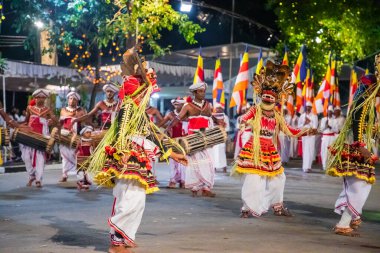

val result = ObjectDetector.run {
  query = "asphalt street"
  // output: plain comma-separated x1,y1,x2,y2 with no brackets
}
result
0,160,379,253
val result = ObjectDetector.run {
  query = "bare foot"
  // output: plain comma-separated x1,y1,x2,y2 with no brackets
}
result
108,245,132,253
333,226,360,237
35,181,42,188
26,178,35,187
59,177,68,183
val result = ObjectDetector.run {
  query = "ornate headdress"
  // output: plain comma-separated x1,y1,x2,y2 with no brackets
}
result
251,60,293,103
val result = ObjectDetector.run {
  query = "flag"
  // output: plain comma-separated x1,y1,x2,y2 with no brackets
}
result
282,45,289,66
314,53,332,115
348,67,358,110
256,48,264,74
230,51,249,113
294,45,308,113
193,49,204,84
286,94,295,117
212,57,225,108
329,58,340,107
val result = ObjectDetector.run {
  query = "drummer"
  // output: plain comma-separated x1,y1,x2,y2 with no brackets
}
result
59,91,87,183
72,83,120,130
76,125,94,190
22,89,58,188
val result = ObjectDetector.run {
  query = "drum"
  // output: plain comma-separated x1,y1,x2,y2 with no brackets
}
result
91,130,106,147
0,127,10,146
58,129,80,149
164,126,227,155
11,127,58,153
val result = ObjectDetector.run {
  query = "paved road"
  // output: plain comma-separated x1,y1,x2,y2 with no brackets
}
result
0,160,379,253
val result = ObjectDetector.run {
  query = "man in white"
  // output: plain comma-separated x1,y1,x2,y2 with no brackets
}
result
59,91,86,182
319,105,336,171
298,102,318,172
212,105,230,173
279,106,292,165
289,113,299,158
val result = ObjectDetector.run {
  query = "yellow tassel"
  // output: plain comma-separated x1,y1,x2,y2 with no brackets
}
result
160,148,172,161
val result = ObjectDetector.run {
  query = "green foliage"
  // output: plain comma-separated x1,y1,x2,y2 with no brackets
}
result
10,0,204,59
268,0,380,83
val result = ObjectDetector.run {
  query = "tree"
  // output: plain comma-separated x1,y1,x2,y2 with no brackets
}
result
10,0,204,107
267,0,380,82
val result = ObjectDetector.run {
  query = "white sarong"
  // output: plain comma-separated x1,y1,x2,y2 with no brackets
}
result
301,136,315,171
185,148,214,191
169,158,186,183
213,143,227,169
109,179,146,246
279,134,290,163
334,176,372,219
21,145,45,182
241,173,286,217
320,134,336,170
60,145,77,177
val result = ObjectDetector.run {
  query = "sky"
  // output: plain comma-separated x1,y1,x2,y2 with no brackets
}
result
0,0,278,65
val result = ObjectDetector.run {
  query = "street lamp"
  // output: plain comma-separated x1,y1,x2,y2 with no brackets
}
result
34,20,44,29
180,0,193,13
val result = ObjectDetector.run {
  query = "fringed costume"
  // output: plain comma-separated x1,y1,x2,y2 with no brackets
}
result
327,62,380,236
233,61,311,218
86,48,185,250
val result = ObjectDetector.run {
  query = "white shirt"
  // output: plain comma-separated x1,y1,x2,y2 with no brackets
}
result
332,115,345,134
298,112,318,129
319,116,335,134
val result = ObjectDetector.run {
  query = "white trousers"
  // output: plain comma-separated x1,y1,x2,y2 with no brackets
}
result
60,145,77,177
301,136,315,171
20,145,45,182
109,179,146,246
241,173,286,216
320,135,336,170
289,137,298,158
279,134,290,163
335,176,372,219
185,149,215,191
169,158,186,183
213,143,227,169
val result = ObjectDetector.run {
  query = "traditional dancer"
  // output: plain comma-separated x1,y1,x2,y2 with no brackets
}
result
72,83,120,129
167,82,217,197
86,48,187,253
212,105,230,172
298,101,318,172
233,60,314,218
22,89,58,187
59,91,86,182
157,97,187,188
319,105,336,171
327,70,380,236
76,125,94,190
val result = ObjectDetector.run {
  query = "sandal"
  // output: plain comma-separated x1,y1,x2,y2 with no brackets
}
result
333,226,360,237
202,190,216,197
273,205,293,217
350,218,362,230
240,211,250,218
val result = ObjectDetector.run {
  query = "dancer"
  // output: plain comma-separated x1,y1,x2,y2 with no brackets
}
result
59,91,86,182
167,82,216,197
86,48,187,253
327,69,380,236
233,60,315,218
22,89,58,187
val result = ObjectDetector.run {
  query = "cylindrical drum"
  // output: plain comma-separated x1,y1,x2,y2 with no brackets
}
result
91,130,107,147
11,127,58,153
0,127,10,146
58,129,80,149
